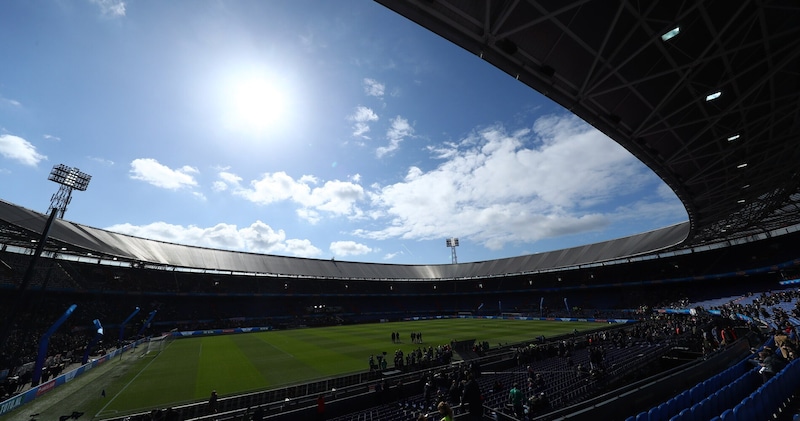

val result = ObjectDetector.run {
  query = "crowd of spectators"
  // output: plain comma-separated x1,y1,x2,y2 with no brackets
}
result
711,288,800,328
371,341,455,375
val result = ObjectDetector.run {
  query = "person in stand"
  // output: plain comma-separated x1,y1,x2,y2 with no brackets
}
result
461,373,483,420
437,401,454,421
208,390,218,414
423,381,434,409
316,394,326,420
752,349,787,383
509,382,524,418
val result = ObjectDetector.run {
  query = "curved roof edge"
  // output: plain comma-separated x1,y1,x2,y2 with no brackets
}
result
1,199,689,280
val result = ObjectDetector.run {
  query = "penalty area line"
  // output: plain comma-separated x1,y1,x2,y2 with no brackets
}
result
95,350,163,418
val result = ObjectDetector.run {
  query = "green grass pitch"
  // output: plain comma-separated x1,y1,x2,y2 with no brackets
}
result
94,318,605,417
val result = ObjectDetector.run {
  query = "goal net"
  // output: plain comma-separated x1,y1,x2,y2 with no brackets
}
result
143,333,174,356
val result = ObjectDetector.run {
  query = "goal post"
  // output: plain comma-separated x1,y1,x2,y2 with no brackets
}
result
143,333,174,356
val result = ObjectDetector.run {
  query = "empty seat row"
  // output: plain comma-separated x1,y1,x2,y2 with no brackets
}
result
628,351,799,421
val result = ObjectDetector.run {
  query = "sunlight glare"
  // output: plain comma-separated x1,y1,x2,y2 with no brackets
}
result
227,75,287,134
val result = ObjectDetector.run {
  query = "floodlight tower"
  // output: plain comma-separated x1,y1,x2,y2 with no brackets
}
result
48,164,92,218
0,164,91,351
446,237,459,264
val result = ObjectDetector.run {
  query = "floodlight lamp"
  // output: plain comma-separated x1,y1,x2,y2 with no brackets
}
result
48,164,92,191
661,27,680,42
705,91,722,101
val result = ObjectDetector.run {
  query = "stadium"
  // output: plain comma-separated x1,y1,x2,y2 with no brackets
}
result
1,0,800,420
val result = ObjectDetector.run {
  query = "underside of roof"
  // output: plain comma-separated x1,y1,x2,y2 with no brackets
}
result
375,0,800,246
0,199,688,280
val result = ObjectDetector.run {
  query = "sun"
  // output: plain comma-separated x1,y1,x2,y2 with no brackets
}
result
225,75,288,134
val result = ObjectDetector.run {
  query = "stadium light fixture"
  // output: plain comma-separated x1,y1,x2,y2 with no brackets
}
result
727,134,740,142
736,163,748,169
48,164,92,219
445,237,459,264
661,26,680,41
705,91,722,101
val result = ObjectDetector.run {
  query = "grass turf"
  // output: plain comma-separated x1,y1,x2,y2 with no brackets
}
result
93,318,604,418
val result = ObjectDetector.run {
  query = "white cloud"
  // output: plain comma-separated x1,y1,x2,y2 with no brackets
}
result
280,239,323,258
129,158,198,190
383,251,402,260
105,220,322,258
0,95,21,107
356,114,681,250
219,171,243,185
195,114,682,255
349,106,378,138
0,134,46,166
211,181,228,192
231,171,365,222
43,134,61,141
376,116,413,157
363,78,385,97
212,171,244,192
330,240,372,257
89,0,126,17
87,155,114,166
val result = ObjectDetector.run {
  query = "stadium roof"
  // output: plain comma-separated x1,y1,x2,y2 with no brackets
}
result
376,0,800,246
2,0,799,280
0,199,687,279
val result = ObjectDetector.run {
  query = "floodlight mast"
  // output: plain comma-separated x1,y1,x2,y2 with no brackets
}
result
0,164,92,353
48,164,92,219
445,237,459,264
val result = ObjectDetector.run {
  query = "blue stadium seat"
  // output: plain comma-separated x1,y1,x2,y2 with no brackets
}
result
689,403,700,420
667,393,689,417
658,402,669,420
648,406,661,421
677,391,690,410
752,390,766,419
671,408,691,421
709,390,722,415
690,385,704,405
736,396,754,421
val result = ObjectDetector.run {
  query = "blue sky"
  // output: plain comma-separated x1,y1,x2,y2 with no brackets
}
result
0,0,687,265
